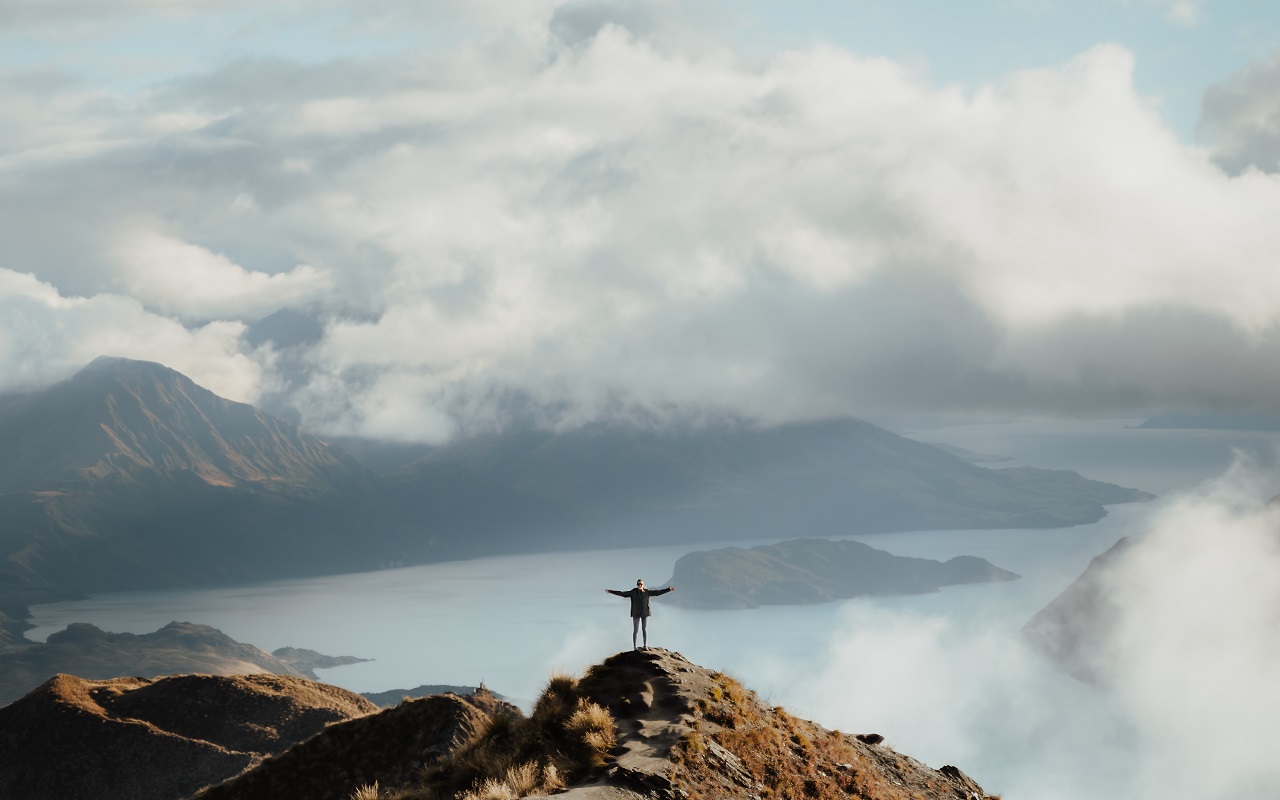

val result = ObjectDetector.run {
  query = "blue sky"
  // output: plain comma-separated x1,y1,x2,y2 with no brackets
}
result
740,0,1280,139
7,1,1278,139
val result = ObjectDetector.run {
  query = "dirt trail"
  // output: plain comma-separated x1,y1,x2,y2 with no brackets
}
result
559,648,706,799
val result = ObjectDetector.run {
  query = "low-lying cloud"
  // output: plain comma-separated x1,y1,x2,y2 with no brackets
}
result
791,464,1280,799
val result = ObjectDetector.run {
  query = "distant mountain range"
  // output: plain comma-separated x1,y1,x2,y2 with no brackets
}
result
1137,410,1280,431
0,357,1152,632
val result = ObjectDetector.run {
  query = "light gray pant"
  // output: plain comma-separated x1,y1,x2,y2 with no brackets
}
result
632,616,647,647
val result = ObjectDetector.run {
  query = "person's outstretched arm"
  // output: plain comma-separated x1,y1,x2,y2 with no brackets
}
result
606,589,628,597
650,586,675,596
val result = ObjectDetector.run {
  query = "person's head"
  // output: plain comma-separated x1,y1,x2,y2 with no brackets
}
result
636,579,645,589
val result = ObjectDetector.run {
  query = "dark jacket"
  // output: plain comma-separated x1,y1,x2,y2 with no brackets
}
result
608,587,672,618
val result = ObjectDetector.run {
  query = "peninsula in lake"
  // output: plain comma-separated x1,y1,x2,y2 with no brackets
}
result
666,538,1021,609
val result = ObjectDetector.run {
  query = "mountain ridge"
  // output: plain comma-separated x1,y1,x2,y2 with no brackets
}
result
189,648,995,800
0,356,1151,637
0,670,380,800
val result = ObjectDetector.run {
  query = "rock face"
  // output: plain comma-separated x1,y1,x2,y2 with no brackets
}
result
194,649,995,800
0,672,377,800
0,621,368,707
1022,537,1135,681
667,538,1020,609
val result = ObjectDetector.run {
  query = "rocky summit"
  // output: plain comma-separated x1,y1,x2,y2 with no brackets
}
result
191,648,994,800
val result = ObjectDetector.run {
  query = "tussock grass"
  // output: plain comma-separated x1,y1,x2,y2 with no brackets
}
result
397,672,615,800
350,783,381,800
564,699,617,768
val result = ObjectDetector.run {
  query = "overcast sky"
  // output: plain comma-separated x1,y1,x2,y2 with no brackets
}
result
3,0,1280,440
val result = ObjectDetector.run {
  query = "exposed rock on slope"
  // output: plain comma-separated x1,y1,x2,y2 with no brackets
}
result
667,537,1020,609
0,620,368,707
197,649,995,800
0,672,376,800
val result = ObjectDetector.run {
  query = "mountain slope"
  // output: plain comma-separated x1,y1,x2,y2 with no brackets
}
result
0,356,1150,624
195,648,995,800
387,418,1154,554
0,357,433,604
0,671,377,800
1021,537,1135,681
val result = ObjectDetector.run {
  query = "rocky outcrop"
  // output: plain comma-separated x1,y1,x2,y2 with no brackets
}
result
195,649,996,800
667,538,1020,609
0,672,377,800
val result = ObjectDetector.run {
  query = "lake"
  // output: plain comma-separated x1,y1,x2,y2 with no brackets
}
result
25,418,1280,799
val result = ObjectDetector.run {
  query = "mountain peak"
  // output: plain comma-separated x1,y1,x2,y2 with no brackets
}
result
0,359,420,597
193,648,994,800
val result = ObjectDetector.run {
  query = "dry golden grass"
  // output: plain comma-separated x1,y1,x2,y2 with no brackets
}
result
350,783,381,800
397,673,616,800
673,671,995,800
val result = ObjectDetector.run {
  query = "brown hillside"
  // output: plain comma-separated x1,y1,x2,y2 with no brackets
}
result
197,649,995,800
194,689,513,800
0,672,376,800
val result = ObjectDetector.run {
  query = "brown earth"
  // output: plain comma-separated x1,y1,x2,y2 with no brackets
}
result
193,689,516,800
196,649,997,800
0,671,377,800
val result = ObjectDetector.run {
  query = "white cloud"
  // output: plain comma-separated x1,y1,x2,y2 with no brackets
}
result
1200,49,1280,174
794,463,1280,799
111,227,331,322
0,268,260,400
1167,1,1198,26
4,9,1280,435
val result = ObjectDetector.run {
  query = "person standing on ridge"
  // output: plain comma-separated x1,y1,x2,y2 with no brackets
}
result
606,579,675,650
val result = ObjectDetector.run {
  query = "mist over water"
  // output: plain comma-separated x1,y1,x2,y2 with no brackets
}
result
26,420,1280,799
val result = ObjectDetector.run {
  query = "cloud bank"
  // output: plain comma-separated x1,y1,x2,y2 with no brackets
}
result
3,5,1280,438
793,464,1280,799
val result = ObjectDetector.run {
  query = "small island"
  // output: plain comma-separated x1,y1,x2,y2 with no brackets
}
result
666,538,1020,609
